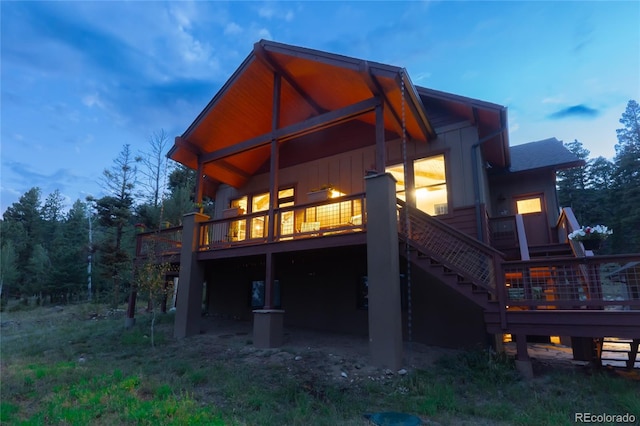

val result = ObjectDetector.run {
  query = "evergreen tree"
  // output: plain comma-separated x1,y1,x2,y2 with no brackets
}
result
64,200,91,301
2,188,44,300
557,139,589,217
0,241,19,305
92,144,139,307
24,243,50,304
611,100,640,253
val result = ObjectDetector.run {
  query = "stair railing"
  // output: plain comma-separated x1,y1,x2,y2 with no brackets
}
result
397,199,505,296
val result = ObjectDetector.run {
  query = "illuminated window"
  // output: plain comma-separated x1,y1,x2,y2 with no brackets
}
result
229,196,247,241
386,154,448,215
278,188,295,237
230,196,247,212
252,192,270,213
516,197,542,215
385,164,406,201
414,155,447,215
232,188,296,240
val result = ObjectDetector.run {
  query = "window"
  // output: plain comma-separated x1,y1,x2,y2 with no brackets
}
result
386,154,448,216
231,188,296,240
516,197,542,215
414,155,447,215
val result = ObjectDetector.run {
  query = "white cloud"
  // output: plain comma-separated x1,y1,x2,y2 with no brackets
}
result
542,96,565,104
82,94,104,109
256,28,272,40
259,6,275,19
258,4,294,21
284,10,294,22
413,71,432,84
225,22,243,35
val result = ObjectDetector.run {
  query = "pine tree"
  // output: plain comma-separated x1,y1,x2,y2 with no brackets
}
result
611,100,640,253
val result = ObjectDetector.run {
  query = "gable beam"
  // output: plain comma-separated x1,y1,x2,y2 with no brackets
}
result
254,42,326,115
201,96,381,164
359,62,411,140
395,74,435,140
215,160,251,180
175,136,202,157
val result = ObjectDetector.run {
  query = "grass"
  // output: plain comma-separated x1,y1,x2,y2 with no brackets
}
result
1,303,638,425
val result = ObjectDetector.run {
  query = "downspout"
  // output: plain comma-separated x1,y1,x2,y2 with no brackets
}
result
471,123,507,242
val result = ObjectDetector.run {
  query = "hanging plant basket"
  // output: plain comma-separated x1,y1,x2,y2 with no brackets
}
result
581,239,602,251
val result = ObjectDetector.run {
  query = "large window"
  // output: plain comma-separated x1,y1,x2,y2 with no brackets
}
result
414,155,448,215
230,188,295,240
386,154,448,216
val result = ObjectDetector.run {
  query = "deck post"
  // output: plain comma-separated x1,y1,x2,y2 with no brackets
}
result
375,102,386,173
365,172,403,370
174,212,209,339
514,334,533,379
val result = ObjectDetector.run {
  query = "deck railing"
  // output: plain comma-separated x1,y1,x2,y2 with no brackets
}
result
488,215,519,251
198,193,366,250
556,207,591,257
136,226,183,258
501,254,640,310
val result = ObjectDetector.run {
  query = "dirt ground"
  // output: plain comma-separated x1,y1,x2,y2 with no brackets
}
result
194,314,460,384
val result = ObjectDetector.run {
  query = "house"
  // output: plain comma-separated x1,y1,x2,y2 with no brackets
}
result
136,40,640,373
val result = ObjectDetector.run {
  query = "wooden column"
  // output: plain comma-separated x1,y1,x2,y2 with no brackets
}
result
253,73,285,349
375,101,386,173
404,155,416,208
264,252,275,309
514,334,533,379
267,73,281,242
194,160,204,204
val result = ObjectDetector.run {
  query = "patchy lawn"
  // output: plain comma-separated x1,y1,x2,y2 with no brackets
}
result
1,303,638,425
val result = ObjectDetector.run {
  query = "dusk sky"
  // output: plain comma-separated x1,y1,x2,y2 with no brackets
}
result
1,1,639,213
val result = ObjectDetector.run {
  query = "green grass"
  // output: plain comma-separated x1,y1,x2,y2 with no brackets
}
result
1,303,638,425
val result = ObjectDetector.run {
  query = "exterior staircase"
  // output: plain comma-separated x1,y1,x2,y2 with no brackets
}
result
397,200,640,367
598,337,640,369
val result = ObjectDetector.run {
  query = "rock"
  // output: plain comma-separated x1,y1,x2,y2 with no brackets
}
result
398,368,408,375
341,371,348,378
294,356,302,361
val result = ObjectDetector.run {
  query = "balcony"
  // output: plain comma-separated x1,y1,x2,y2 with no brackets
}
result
135,193,367,258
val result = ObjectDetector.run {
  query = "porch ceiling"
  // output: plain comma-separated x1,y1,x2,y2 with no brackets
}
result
169,40,435,189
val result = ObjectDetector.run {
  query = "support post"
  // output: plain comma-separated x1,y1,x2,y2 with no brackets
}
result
514,334,533,379
375,102,385,173
174,212,209,339
253,252,284,348
268,73,281,242
365,173,403,370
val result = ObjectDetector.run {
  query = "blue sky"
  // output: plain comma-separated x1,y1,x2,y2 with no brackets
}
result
1,1,639,213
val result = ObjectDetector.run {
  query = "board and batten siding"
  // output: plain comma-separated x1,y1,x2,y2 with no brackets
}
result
213,144,376,214
213,120,489,225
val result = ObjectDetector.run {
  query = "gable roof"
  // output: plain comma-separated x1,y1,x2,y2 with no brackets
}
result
508,138,584,172
168,40,435,189
417,87,510,168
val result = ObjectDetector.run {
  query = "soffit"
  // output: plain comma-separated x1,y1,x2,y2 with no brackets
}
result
418,87,510,168
169,40,434,189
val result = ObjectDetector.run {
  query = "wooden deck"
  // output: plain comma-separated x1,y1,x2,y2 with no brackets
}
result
135,196,640,346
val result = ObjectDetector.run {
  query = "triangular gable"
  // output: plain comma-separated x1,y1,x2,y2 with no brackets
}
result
168,40,435,189
417,87,510,168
